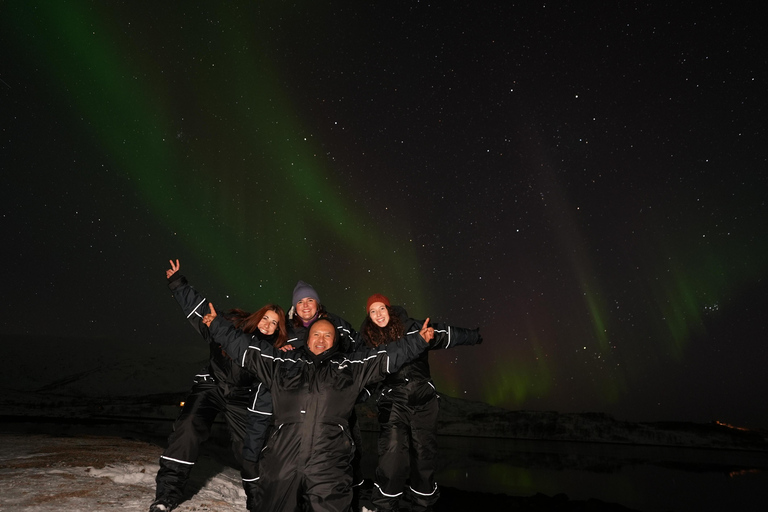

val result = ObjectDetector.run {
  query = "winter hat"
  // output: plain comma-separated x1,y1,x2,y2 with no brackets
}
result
366,293,391,312
292,280,320,306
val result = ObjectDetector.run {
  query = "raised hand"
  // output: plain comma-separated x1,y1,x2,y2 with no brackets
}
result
166,259,180,279
419,318,434,343
202,302,217,327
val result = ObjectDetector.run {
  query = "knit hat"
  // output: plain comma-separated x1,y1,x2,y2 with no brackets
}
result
292,280,320,306
366,293,390,312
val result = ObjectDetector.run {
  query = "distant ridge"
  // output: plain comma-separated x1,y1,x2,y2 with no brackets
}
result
3,335,765,451
358,395,768,450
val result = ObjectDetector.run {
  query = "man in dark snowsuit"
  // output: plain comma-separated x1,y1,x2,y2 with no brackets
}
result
284,280,369,507
150,270,276,512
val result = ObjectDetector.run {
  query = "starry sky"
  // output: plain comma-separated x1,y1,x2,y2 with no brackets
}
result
3,2,766,428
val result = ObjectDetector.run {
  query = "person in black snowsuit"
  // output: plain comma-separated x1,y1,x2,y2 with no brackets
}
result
360,293,483,512
171,277,436,512
150,260,287,512
284,280,369,508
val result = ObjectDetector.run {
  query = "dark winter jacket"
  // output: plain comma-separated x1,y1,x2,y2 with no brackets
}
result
286,309,362,353
360,305,483,407
287,308,372,404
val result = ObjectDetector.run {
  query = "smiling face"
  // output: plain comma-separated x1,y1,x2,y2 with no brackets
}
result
368,302,390,328
296,297,319,322
307,319,336,355
258,310,280,336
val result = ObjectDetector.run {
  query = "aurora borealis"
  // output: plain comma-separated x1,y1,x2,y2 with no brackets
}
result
3,2,766,428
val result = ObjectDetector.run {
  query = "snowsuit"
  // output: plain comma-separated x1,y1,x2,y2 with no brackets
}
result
154,274,273,511
362,306,483,512
173,279,431,512
286,309,368,506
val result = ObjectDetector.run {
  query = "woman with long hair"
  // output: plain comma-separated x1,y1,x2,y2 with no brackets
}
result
150,260,287,512
360,293,482,512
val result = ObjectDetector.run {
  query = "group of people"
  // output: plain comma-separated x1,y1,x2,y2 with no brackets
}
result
151,259,483,512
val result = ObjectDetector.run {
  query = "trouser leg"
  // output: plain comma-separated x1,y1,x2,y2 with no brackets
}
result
371,400,409,512
226,391,272,511
155,382,222,507
349,409,364,511
304,424,355,512
154,458,193,508
222,390,250,508
255,427,301,512
407,397,440,512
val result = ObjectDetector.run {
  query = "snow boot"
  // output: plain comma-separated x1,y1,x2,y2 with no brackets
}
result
149,499,176,512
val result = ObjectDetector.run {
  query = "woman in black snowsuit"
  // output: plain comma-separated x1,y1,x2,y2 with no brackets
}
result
360,293,483,512
170,276,436,512
150,260,287,512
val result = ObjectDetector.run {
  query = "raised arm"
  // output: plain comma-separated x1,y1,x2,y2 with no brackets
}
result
357,318,433,387
404,317,483,350
166,260,212,337
164,260,250,356
208,314,283,387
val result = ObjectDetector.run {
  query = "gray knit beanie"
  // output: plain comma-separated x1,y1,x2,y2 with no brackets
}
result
292,280,320,306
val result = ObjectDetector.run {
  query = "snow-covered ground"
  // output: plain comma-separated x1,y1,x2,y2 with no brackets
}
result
0,428,660,512
1,429,658,512
0,433,246,512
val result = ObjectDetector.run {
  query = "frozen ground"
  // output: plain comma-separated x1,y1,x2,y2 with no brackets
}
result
0,433,245,512
0,430,646,512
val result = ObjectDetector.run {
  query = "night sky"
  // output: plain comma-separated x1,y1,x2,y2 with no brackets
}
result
3,2,766,428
